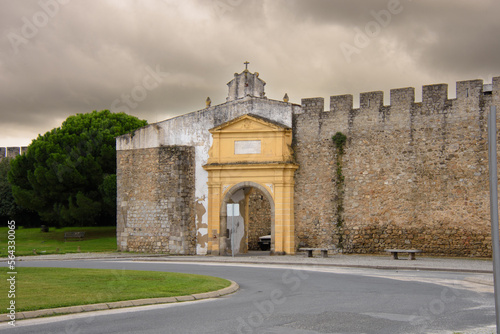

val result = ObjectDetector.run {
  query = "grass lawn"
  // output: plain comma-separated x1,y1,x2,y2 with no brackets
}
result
0,226,117,257
1,267,231,312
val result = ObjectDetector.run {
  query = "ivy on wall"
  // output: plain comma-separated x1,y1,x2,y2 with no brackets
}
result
332,132,347,249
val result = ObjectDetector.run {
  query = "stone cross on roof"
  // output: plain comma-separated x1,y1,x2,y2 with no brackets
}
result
226,63,266,101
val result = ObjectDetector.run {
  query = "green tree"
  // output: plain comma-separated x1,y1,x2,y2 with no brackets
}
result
0,158,17,221
8,110,147,227
0,157,41,226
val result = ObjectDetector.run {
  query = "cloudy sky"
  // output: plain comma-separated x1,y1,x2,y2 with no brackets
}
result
1,0,499,146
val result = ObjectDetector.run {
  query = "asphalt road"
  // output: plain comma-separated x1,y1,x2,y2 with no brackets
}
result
2,260,496,334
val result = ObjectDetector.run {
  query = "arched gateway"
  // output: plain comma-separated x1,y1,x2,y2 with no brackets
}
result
203,114,298,255
220,181,274,255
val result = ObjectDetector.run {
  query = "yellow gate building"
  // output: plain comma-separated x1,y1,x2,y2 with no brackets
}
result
203,114,298,255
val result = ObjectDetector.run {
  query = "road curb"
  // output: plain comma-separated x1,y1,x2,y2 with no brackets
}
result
0,280,238,323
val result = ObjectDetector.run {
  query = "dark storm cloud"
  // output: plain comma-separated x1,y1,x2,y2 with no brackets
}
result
0,0,499,145
285,0,500,78
282,0,388,25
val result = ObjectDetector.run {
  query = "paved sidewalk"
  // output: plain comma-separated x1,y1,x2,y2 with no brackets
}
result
14,251,494,274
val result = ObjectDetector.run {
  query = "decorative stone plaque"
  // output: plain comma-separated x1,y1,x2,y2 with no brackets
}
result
234,140,261,155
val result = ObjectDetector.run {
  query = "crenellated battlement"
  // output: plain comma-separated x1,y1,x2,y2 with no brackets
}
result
301,97,324,113
301,77,500,115
390,87,415,107
329,94,353,114
294,75,500,257
0,147,28,161
359,91,383,111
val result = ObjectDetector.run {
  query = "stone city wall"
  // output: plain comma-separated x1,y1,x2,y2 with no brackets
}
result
294,77,500,257
117,145,196,254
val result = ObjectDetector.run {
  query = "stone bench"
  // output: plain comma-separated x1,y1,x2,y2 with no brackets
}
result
385,249,422,260
299,248,330,258
64,232,86,242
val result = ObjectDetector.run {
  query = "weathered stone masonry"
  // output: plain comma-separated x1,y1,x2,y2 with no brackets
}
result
294,78,500,257
247,189,272,250
117,146,196,254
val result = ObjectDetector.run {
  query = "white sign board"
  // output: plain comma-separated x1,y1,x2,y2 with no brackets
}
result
235,140,261,155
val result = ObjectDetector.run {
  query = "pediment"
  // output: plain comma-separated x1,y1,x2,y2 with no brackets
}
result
210,114,290,133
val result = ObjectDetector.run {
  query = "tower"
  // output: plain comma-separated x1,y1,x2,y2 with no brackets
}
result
226,62,266,101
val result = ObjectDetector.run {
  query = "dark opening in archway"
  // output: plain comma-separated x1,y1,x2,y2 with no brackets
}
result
220,182,275,255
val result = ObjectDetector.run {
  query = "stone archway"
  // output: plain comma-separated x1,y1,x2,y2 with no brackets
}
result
202,114,298,256
220,182,275,255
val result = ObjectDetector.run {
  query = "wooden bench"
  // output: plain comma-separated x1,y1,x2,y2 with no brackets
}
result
64,232,86,242
299,248,330,258
385,249,422,260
